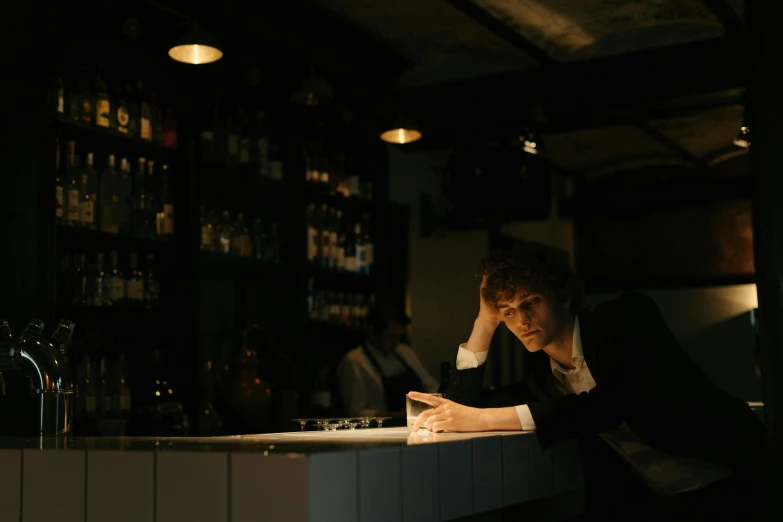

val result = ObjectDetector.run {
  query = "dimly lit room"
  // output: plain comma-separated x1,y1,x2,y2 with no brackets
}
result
1,0,780,520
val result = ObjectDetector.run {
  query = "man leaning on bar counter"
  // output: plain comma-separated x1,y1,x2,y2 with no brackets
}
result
409,246,766,521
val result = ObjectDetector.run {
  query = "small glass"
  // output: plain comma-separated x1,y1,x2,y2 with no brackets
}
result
406,393,442,430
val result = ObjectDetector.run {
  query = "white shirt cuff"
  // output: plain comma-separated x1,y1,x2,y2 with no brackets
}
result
515,405,537,431
455,344,489,369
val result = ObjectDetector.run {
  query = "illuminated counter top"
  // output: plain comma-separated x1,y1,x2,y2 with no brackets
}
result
0,428,582,522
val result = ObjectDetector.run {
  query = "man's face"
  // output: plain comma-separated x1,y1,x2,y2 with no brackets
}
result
497,291,572,352
370,321,405,354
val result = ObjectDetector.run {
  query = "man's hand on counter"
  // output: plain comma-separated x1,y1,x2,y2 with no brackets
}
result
408,391,522,433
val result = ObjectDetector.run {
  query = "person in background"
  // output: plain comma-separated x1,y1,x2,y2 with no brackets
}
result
337,306,438,420
410,245,766,521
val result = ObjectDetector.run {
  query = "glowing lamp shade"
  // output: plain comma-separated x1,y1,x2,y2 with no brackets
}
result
380,114,422,144
168,26,223,65
733,126,751,148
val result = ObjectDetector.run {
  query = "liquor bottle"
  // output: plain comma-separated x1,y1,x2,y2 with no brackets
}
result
79,153,98,230
335,221,346,271
145,160,158,239
219,211,232,255
115,85,130,135
320,204,331,270
269,145,283,181
150,90,163,146
144,254,160,309
125,82,138,138
65,141,81,226
138,80,152,142
133,157,147,238
57,76,64,115
90,253,106,307
252,218,266,261
72,254,87,305
230,213,251,257
98,355,113,418
269,223,280,264
200,207,211,251
55,139,64,223
94,72,111,129
354,222,366,275
207,208,220,251
113,354,132,419
66,72,80,122
107,250,125,307
126,252,144,307
118,158,133,234
254,111,269,178
307,277,316,320
77,70,93,125
198,360,223,436
306,203,319,265
149,349,187,436
163,107,178,149
238,110,251,165
329,210,340,270
79,355,98,428
344,222,357,273
340,293,352,325
352,294,364,329
227,109,240,166
362,215,373,276
157,164,174,238
99,154,119,234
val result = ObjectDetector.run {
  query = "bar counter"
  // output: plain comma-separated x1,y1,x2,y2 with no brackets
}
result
0,428,582,522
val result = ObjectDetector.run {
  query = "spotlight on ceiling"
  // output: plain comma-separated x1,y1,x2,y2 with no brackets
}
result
733,126,751,148
168,25,223,65
380,114,422,145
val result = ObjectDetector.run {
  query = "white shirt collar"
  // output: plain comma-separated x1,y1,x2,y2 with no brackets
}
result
550,314,584,376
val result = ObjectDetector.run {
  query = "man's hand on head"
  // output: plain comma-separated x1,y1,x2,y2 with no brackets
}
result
409,391,487,433
478,275,502,328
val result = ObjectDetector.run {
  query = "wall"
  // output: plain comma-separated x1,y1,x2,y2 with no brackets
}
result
388,146,574,378
587,285,761,402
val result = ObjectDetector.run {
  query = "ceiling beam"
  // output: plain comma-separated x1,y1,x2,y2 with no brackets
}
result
445,0,556,65
635,122,707,170
702,0,744,36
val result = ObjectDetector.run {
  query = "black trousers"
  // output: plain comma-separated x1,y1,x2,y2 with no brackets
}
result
580,436,766,522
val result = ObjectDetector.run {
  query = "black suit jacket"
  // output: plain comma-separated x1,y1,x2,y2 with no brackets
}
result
446,292,766,481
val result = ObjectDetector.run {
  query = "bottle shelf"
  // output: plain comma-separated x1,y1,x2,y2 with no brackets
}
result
303,183,374,215
54,302,166,326
56,225,175,254
56,116,178,155
306,265,376,290
198,251,283,280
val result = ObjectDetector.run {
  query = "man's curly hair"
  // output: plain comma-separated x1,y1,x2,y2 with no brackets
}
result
478,244,583,312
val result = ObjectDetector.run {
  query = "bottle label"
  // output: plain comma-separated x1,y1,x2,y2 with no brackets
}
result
80,199,95,224
96,99,110,127
228,135,239,156
80,96,92,123
68,189,80,220
336,247,345,270
307,227,319,262
119,392,131,411
57,88,64,114
55,186,64,218
112,279,125,300
201,226,211,250
345,257,356,272
270,161,283,180
329,232,338,259
163,204,174,235
366,244,374,265
117,105,130,133
141,117,152,141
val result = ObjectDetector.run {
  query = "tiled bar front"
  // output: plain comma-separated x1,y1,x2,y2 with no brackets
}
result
0,429,581,522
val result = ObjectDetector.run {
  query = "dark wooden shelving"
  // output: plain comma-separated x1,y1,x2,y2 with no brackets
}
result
198,251,284,280
306,265,377,291
55,116,178,156
303,183,374,215
55,225,175,255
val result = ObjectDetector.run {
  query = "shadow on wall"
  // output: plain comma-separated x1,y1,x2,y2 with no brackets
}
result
587,285,761,402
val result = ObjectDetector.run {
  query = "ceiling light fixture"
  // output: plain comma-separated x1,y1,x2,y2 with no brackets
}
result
290,70,333,106
380,114,422,145
168,25,223,65
733,126,751,148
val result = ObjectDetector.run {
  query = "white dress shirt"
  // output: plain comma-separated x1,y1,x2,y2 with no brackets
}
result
456,315,594,430
338,342,440,417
